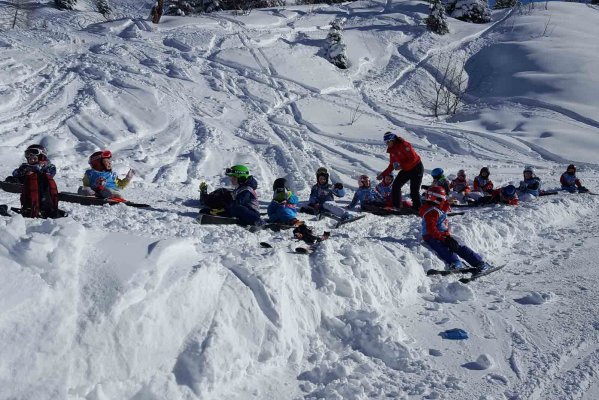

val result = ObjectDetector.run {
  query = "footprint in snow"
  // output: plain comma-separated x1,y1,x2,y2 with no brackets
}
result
514,291,555,305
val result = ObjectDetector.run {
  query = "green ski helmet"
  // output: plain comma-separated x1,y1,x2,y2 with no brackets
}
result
226,164,250,178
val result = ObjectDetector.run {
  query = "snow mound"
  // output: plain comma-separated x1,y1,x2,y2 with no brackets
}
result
514,291,555,305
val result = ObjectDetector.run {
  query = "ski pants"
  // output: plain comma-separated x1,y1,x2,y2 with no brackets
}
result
299,201,351,219
425,237,483,268
392,161,424,209
227,204,261,226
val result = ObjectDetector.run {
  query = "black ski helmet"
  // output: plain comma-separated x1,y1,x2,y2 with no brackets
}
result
479,167,490,177
567,164,576,173
273,178,287,191
316,167,329,183
24,144,48,161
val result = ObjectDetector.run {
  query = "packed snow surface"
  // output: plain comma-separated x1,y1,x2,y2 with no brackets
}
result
1,1,598,399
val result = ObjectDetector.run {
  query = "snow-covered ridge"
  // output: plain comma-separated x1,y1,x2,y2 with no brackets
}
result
1,1,599,398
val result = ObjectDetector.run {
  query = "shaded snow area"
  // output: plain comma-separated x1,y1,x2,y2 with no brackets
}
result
1,1,599,399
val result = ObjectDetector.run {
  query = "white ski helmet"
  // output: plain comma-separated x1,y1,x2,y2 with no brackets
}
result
523,165,535,175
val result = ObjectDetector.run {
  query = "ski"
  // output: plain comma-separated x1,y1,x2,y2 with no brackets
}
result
247,222,297,233
426,267,479,276
0,181,22,194
459,265,505,284
335,214,366,228
539,191,559,196
194,213,239,225
0,181,149,208
295,242,322,254
259,241,273,248
57,192,150,208
10,207,68,219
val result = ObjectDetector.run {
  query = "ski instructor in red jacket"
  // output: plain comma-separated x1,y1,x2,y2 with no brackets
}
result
377,131,424,210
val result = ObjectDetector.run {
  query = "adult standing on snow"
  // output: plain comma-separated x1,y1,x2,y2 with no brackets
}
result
377,132,424,210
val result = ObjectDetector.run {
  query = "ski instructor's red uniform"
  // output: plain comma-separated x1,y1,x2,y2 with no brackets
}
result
378,132,423,210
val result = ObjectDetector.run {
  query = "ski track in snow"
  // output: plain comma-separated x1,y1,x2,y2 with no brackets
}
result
0,1,598,399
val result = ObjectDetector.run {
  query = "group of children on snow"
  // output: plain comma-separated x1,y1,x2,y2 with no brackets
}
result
6,137,590,272
5,146,134,218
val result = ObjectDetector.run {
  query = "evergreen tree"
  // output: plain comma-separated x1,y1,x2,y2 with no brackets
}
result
493,0,516,9
165,0,223,15
325,19,348,69
426,0,449,35
447,0,491,24
55,0,77,10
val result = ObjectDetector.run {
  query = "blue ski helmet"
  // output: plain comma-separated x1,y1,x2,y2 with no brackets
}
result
501,185,517,198
431,168,444,178
383,132,398,143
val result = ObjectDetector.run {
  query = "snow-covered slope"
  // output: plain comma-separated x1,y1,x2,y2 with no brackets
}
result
1,1,598,399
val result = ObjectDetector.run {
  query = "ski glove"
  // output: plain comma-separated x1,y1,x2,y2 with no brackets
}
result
334,183,343,190
444,236,460,252
125,169,135,181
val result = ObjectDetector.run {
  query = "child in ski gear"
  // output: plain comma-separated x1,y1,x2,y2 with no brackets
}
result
420,186,492,272
430,168,451,194
305,167,350,219
267,178,301,225
518,166,542,200
474,185,519,206
377,132,423,210
223,165,262,226
450,170,471,194
560,164,588,193
473,167,493,195
375,173,394,206
10,144,57,182
79,150,134,199
348,175,384,209
9,144,62,218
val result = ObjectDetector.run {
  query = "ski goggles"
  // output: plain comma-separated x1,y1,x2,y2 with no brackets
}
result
99,150,112,159
25,148,45,157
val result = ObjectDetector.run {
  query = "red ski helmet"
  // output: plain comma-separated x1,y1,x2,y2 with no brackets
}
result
426,186,446,205
89,150,112,171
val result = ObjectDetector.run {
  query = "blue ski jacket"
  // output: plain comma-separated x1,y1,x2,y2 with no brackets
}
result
348,187,383,209
518,177,542,196
267,193,299,222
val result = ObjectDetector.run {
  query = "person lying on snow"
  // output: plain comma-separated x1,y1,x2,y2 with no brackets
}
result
303,167,351,220
560,164,588,193
518,166,542,201
420,185,492,272
267,178,302,226
347,175,384,210
7,144,64,218
473,167,494,195
79,150,134,200
473,184,519,206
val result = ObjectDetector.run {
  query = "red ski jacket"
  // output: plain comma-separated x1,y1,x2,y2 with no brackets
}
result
382,138,421,175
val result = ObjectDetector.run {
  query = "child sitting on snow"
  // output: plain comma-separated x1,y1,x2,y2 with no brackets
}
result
560,164,588,193
430,168,451,194
518,166,542,201
348,175,384,210
473,167,494,195
267,178,302,225
375,173,394,207
420,186,492,272
303,167,350,220
221,165,262,226
8,144,64,218
79,150,134,199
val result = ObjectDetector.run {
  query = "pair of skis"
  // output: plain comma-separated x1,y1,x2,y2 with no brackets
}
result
0,181,150,208
259,236,329,254
426,264,505,283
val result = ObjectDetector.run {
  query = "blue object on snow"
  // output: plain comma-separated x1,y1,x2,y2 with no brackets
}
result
440,328,469,340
